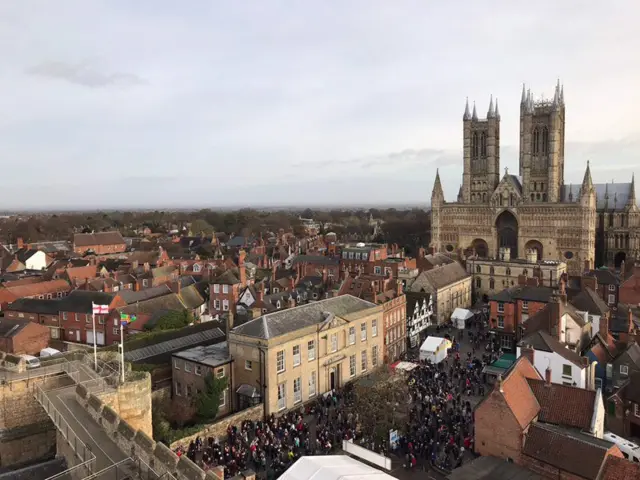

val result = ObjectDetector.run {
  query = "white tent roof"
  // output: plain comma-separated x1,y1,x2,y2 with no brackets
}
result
420,336,448,352
451,308,474,320
279,455,396,480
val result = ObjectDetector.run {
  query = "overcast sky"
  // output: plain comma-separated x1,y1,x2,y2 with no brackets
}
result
1,1,638,210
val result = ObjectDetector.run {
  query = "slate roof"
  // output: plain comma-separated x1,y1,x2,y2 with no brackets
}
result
519,330,586,367
5,298,61,315
622,371,640,404
124,327,225,362
292,255,339,266
561,182,634,210
74,231,126,247
523,423,614,480
490,286,555,303
599,455,640,480
14,248,40,263
409,262,469,292
527,378,596,430
173,341,231,367
586,267,620,286
446,455,543,480
570,287,610,316
178,284,206,310
231,294,377,340
213,269,240,285
118,285,172,304
61,290,116,313
117,294,185,316
0,319,31,337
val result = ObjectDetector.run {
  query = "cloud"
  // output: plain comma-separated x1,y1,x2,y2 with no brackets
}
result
26,61,147,88
291,148,459,170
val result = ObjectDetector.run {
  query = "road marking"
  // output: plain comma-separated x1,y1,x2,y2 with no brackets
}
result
53,389,116,465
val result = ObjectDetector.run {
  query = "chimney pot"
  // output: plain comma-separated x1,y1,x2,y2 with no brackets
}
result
545,367,552,386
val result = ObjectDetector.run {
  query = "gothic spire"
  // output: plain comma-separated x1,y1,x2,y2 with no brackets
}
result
581,160,594,193
471,102,478,121
553,83,560,108
457,184,464,202
560,84,564,105
495,98,500,120
432,169,444,201
629,173,636,205
568,183,573,202
521,83,526,104
463,97,471,121
487,95,495,118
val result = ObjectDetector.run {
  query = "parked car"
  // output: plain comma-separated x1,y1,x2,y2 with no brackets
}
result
40,347,62,358
21,355,41,369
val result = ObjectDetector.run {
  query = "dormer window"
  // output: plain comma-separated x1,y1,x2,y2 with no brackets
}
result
276,301,281,309
273,288,279,293
193,264,201,273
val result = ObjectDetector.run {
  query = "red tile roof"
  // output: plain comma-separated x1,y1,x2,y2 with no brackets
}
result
499,357,542,429
73,231,125,247
3,279,70,299
600,454,640,479
527,379,596,431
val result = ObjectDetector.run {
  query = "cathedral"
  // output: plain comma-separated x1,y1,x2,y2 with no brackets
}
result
429,81,639,275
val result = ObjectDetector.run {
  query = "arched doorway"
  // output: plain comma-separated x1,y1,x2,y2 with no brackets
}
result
496,210,518,258
471,239,489,258
614,251,626,268
524,240,543,261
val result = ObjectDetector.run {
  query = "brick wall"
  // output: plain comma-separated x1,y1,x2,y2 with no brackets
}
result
474,390,525,462
169,404,264,450
9,322,51,355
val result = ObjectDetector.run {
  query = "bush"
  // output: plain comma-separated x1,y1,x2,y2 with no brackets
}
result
196,373,227,422
146,310,193,332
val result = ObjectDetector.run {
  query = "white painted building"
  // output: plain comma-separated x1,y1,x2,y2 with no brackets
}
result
569,287,610,340
518,330,597,390
406,292,433,348
19,250,49,270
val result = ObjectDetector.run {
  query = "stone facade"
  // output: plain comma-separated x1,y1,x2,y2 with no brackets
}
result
95,372,153,438
430,81,639,274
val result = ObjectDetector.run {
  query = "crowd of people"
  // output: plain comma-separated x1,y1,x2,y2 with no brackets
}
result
174,315,497,478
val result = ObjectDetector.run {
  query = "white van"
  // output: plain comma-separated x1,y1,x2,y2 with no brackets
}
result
40,347,61,358
603,431,640,462
21,355,41,369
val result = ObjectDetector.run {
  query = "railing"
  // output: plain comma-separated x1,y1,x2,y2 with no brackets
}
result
34,384,96,478
81,457,177,480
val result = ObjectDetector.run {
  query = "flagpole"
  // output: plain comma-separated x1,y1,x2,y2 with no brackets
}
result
91,305,98,371
120,321,125,384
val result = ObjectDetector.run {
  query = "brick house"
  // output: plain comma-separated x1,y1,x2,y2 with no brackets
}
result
0,279,71,311
475,356,613,479
586,267,620,308
291,255,340,280
134,265,179,290
606,371,640,439
57,291,125,345
619,263,640,306
171,341,233,418
0,319,50,355
488,283,560,352
339,244,388,277
210,251,248,318
73,231,127,255
4,298,64,341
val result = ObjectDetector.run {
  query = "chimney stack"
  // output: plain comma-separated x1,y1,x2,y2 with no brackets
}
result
16,237,24,250
599,313,610,338
545,367,552,386
239,250,247,287
322,268,328,285
397,280,403,297
521,344,535,366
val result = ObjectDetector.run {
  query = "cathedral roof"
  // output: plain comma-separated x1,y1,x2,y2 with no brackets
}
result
561,182,633,210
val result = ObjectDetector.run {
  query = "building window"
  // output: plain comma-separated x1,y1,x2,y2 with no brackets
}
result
293,377,302,404
142,279,149,287
174,359,180,370
361,323,367,341
497,302,504,313
245,360,252,371
222,300,229,311
522,301,528,311
113,328,119,335
186,385,193,397
372,345,378,367
308,340,315,360
476,277,481,288
490,278,495,289
85,315,91,324
216,368,225,378
309,371,316,397
500,336,511,349
476,265,481,273
184,362,192,373
193,264,201,273
276,350,285,373
542,127,549,155
293,345,301,366
372,319,378,337
213,284,220,293
506,268,511,276
562,364,572,377
214,300,221,310
523,269,528,276
174,381,182,396
497,316,504,328
361,350,368,372
374,266,382,275
51,328,59,339
349,326,355,345
490,267,495,275
609,284,616,292
620,364,629,376
222,285,229,294
331,333,338,352
608,294,615,305
220,388,227,408
349,355,356,377
277,383,286,411
635,403,640,418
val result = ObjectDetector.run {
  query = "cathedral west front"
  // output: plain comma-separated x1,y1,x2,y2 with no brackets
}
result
429,81,639,275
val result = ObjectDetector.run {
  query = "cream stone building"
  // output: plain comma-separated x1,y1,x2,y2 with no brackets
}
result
228,295,383,415
467,247,567,302
407,262,471,324
430,81,639,274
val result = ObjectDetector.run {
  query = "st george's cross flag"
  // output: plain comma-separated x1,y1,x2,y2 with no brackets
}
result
92,303,109,315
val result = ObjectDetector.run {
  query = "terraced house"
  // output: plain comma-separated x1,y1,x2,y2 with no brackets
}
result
229,295,383,415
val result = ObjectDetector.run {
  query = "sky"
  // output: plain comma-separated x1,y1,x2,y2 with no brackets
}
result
1,1,639,210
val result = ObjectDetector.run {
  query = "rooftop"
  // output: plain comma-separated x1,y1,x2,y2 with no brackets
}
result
231,294,378,340
173,341,231,367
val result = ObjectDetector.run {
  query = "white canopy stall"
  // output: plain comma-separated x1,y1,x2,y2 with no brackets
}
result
451,307,474,329
419,336,452,363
